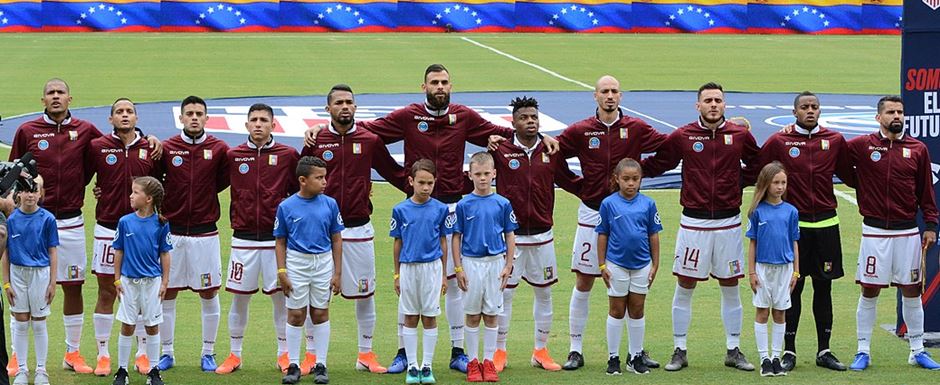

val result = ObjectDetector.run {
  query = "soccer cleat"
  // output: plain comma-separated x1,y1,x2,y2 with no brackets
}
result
420,366,436,384
63,350,94,374
156,354,174,371
34,369,50,385
135,354,150,375
640,350,660,369
387,348,408,374
771,357,786,376
312,363,329,384
277,352,290,373
201,354,218,372
356,351,388,373
561,351,584,371
606,356,622,375
626,353,650,375
910,351,940,370
7,353,17,376
481,359,499,382
111,367,129,385
466,358,483,382
215,353,242,374
760,358,773,377
849,352,870,371
281,363,301,384
530,348,561,371
724,347,755,371
493,349,507,372
405,366,421,384
816,350,846,371
12,369,28,385
781,351,796,372
95,356,112,376
146,367,165,385
449,347,469,373
664,348,687,371
300,352,317,375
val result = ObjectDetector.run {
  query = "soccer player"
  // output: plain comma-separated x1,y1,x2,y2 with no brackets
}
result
489,96,581,372
452,151,517,383
276,156,344,385
85,98,160,377
555,75,667,371
9,79,161,376
845,96,940,371
215,103,301,375
391,159,451,384
301,85,408,374
757,92,852,371
153,96,230,372
642,82,760,372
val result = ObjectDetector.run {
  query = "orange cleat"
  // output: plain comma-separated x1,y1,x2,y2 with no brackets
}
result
482,359,499,382
300,352,317,375
467,358,484,382
493,349,507,373
134,354,150,375
7,352,17,376
530,348,561,371
93,356,111,377
355,351,388,374
215,353,242,374
277,352,290,373
63,350,94,374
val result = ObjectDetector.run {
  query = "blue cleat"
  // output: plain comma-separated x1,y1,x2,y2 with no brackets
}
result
449,347,469,373
387,348,408,374
201,354,218,372
849,352,870,371
910,351,940,370
420,366,436,384
156,354,174,371
405,366,421,384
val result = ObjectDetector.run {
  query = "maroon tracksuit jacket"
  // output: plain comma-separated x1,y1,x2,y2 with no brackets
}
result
85,133,157,228
227,139,299,241
157,133,231,235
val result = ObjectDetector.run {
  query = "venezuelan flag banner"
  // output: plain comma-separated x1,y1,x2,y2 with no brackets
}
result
633,0,745,33
861,0,900,34
397,0,515,32
514,0,631,33
0,0,40,31
280,0,396,31
747,0,861,34
42,0,158,31
161,0,279,31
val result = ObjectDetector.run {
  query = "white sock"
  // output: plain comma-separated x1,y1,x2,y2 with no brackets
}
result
13,320,29,371
403,326,418,368
568,288,590,353
627,317,645,358
533,287,553,350
771,322,785,359
720,285,743,350
423,328,438,368
63,314,84,353
304,317,316,355
902,296,925,354
286,324,303,365
147,332,160,369
312,321,330,365
201,296,221,356
117,334,133,370
856,295,877,354
672,285,693,350
228,294,251,357
135,316,147,357
9,318,15,354
397,311,406,350
465,326,480,360
271,292,288,355
606,316,624,358
93,313,113,358
483,326,498,361
445,278,464,348
755,322,769,360
33,319,48,370
356,297,376,353
497,288,515,351
161,299,176,357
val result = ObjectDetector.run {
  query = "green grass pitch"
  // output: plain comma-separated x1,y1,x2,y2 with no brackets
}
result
0,33,926,384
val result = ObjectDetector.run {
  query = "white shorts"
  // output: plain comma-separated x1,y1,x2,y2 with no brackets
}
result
92,224,117,276
167,232,222,292
508,230,558,288
340,224,376,299
116,277,163,327
55,216,86,284
672,215,745,281
285,250,334,310
462,255,506,316
856,225,922,288
752,263,793,310
9,265,52,317
445,203,457,279
571,203,601,276
399,259,443,317
225,238,279,295
606,263,651,297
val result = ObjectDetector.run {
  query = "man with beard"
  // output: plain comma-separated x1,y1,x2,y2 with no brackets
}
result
642,82,761,373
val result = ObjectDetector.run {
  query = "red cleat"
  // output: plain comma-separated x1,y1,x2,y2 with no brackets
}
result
482,359,499,382
466,358,484,382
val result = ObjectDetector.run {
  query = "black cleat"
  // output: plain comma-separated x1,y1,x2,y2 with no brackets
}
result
641,350,660,369
771,357,786,376
312,363,329,384
781,351,796,372
664,348,688,371
605,356,621,375
724,347,755,371
562,351,584,371
627,354,650,375
145,368,164,385
816,351,847,371
760,358,773,377
281,363,301,384
112,368,129,385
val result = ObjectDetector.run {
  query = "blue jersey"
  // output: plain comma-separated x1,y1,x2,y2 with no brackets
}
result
273,193,344,254
595,192,663,270
746,201,800,265
454,192,518,257
112,213,172,278
6,208,59,267
390,198,453,264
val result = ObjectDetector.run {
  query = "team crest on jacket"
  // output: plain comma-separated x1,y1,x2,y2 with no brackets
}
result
542,152,550,163
268,154,278,165
821,139,830,151
417,121,429,133
323,150,334,161
139,149,148,159
106,154,118,165
870,151,881,162
723,134,733,145
238,163,250,174
37,140,49,151
903,148,912,158
69,130,78,141
172,156,183,167
692,141,704,152
508,159,521,170
588,137,600,149
788,147,800,158
203,149,213,160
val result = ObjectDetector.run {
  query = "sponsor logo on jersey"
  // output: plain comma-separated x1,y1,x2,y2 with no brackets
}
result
789,147,800,158
417,121,429,133
445,212,456,229
588,137,601,149
172,155,184,167
414,115,435,122
870,151,882,162
238,163,249,174
323,150,334,161
692,141,704,152
509,211,517,224
106,154,118,165
508,159,521,170
37,139,49,151
389,217,397,231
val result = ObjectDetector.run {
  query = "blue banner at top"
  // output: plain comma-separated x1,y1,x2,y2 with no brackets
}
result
633,2,746,33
